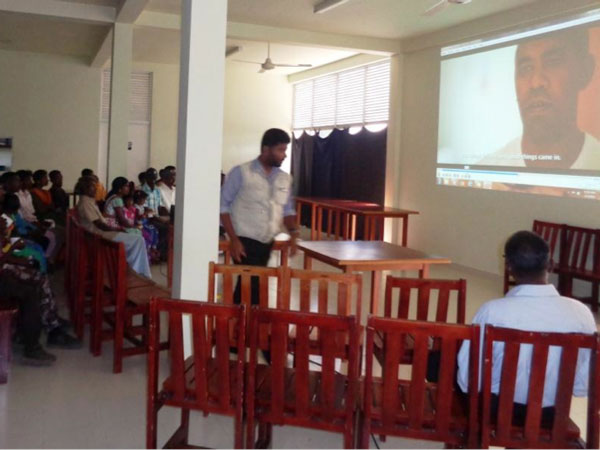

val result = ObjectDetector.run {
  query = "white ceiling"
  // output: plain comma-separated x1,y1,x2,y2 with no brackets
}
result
145,0,541,39
0,0,568,66
0,11,108,59
229,0,542,40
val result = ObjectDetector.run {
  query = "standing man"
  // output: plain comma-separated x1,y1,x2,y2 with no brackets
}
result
220,128,298,304
157,166,176,216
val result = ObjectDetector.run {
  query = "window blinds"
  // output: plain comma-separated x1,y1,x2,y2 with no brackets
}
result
101,70,153,124
292,59,390,130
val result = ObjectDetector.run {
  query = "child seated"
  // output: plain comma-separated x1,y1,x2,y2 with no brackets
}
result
133,190,160,263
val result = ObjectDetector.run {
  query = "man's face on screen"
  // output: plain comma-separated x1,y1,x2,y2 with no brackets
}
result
515,37,584,138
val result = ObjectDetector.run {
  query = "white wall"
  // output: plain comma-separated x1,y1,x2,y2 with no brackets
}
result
222,61,293,173
397,1,600,275
131,60,293,175
0,50,101,188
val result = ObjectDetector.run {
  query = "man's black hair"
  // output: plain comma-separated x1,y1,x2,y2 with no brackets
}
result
3,193,20,213
138,172,146,183
81,168,93,177
164,165,175,172
505,230,550,279
261,128,291,149
33,169,47,182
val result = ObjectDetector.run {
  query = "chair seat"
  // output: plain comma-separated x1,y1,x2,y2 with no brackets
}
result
367,378,469,434
253,363,350,425
127,285,171,306
126,269,155,289
161,356,239,412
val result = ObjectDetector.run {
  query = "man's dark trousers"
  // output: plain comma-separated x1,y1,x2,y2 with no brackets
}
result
232,236,274,305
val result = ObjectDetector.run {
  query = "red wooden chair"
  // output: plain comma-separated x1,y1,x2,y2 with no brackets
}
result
504,220,564,294
284,268,363,319
93,236,167,373
359,317,480,449
246,307,360,449
72,227,99,340
557,225,600,311
0,304,17,384
481,325,600,449
64,208,79,312
374,277,466,367
146,298,246,449
207,262,285,308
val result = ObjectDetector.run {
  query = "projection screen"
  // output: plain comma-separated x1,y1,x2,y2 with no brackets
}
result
436,18,600,199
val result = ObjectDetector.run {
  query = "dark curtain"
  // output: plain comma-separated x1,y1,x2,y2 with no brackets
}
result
291,127,387,228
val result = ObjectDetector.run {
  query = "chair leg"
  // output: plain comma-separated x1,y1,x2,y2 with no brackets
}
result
358,412,370,449
246,414,256,449
146,400,159,449
256,423,272,449
163,409,190,449
113,303,124,374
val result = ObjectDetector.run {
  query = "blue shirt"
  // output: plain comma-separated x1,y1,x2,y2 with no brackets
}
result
220,159,296,217
142,183,162,213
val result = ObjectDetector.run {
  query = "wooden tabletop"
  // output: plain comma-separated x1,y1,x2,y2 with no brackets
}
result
298,240,450,268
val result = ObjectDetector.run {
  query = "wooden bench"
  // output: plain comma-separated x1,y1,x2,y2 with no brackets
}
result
91,236,169,373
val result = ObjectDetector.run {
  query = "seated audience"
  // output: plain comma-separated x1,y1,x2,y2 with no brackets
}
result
0,216,80,356
77,177,151,278
136,171,146,190
31,169,64,226
3,194,49,273
4,172,61,265
157,166,176,215
141,168,169,259
457,230,596,422
79,168,107,203
133,190,160,263
104,177,138,233
49,170,69,216
16,170,37,223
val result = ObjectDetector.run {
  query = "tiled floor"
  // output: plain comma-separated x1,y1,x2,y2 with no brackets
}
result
0,246,598,449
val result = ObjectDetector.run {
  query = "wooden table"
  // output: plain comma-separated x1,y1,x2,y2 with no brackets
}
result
298,240,451,315
296,196,419,245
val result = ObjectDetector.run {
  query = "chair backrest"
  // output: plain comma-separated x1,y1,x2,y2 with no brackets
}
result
97,236,128,304
560,225,600,273
207,262,285,309
247,307,359,427
383,276,466,324
285,268,363,322
65,210,81,305
364,317,480,448
148,298,245,413
481,325,600,449
80,228,101,294
533,220,564,266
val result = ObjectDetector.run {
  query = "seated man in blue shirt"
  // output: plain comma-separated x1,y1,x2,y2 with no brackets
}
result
220,128,299,305
456,230,596,424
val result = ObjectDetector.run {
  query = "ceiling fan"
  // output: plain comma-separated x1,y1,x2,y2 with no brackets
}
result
423,0,472,16
233,42,313,73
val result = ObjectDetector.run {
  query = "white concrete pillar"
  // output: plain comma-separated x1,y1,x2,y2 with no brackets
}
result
384,54,403,243
107,23,133,184
173,0,227,300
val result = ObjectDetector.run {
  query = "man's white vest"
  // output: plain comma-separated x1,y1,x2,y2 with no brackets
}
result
230,161,292,243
